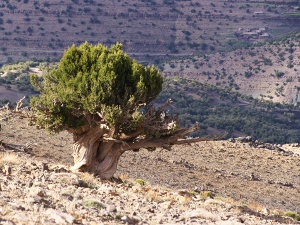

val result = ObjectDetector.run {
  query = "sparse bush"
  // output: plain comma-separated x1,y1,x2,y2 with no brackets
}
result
83,200,105,209
244,71,253,78
274,70,284,79
136,179,146,185
284,211,300,221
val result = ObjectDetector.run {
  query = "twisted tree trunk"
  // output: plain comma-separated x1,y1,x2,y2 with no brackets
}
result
70,123,206,179
71,127,126,179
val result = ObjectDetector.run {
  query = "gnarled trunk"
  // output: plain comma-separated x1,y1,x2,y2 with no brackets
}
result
70,127,126,179
69,122,205,179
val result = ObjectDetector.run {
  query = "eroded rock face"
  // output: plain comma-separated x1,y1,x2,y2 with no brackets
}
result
0,152,298,225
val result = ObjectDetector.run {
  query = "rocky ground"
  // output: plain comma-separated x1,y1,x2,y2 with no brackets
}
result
0,110,300,224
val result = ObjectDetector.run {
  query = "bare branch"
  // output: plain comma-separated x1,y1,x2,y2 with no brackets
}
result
118,128,144,141
15,96,26,112
123,123,202,151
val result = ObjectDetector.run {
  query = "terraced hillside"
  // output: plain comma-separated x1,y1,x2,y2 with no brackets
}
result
0,0,300,64
163,34,300,104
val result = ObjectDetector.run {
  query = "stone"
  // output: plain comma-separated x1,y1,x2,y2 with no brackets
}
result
41,163,49,171
106,204,117,213
159,201,172,209
49,173,79,185
184,209,220,222
3,165,11,176
29,186,45,197
121,215,141,224
46,209,76,224
214,220,244,225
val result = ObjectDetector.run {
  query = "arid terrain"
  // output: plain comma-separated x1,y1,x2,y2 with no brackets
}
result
1,1,300,224
0,0,300,64
163,34,300,104
0,110,299,224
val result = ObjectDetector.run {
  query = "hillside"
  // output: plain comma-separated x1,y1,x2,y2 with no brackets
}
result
163,33,300,104
1,63,300,143
1,0,300,136
1,1,300,224
0,110,300,224
0,0,300,64
155,77,300,143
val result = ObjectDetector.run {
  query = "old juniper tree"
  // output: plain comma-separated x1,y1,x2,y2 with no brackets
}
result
30,42,200,179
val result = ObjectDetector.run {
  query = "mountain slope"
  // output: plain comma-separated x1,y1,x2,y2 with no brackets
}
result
0,110,299,224
0,0,300,64
156,77,300,143
163,33,300,104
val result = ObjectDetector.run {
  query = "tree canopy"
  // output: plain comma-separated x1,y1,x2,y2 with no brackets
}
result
31,42,163,134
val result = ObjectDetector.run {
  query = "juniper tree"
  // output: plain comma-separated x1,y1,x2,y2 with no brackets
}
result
30,42,200,179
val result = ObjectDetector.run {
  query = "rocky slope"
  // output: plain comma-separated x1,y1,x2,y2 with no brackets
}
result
1,152,299,225
0,110,300,224
0,0,299,64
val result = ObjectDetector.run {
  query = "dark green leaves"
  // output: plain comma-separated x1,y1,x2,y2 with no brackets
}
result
31,42,163,132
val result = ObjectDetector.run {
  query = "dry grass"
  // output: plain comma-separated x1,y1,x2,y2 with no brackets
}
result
78,172,99,188
248,201,270,214
214,196,237,205
0,152,20,167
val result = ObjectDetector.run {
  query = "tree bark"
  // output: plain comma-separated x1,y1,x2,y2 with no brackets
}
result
70,127,126,179
70,123,207,179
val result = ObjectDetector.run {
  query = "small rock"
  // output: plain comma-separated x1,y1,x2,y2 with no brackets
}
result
41,163,49,171
184,209,220,221
262,207,270,215
27,181,33,188
0,220,15,225
24,197,41,205
78,179,89,187
215,220,244,225
61,193,74,201
73,192,83,200
121,215,141,224
3,165,11,176
106,204,117,213
29,186,45,197
46,209,75,224
159,201,172,209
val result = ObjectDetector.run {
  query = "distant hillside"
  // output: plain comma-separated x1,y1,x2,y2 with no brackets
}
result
0,61,300,143
0,0,300,64
156,77,300,144
163,33,300,104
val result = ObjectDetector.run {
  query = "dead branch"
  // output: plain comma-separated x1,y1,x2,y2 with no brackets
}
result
15,96,26,112
1,141,32,153
123,123,202,151
1,103,10,111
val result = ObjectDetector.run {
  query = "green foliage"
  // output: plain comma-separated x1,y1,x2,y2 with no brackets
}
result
136,178,146,185
30,42,163,132
200,191,214,199
284,211,300,221
155,78,300,144
82,200,105,209
274,69,285,78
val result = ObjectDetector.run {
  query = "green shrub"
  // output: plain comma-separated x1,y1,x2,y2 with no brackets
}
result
284,211,300,221
136,179,146,186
